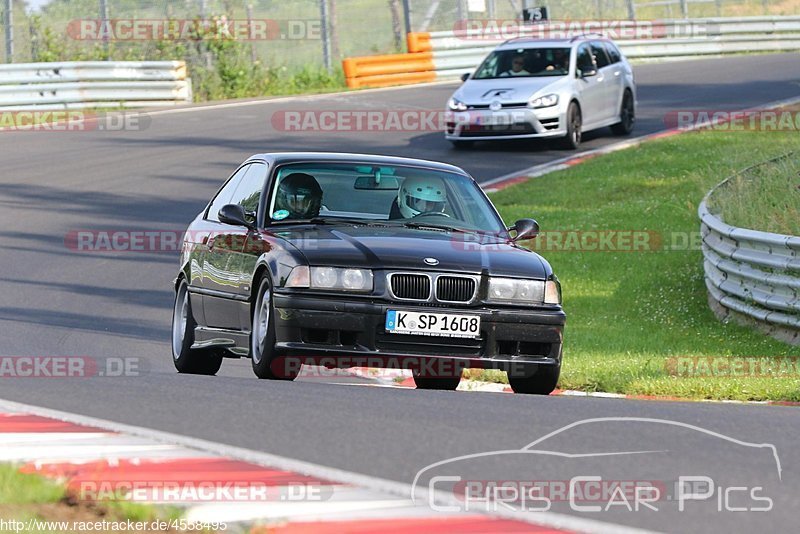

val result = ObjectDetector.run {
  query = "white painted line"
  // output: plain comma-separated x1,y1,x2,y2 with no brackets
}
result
0,398,658,534
0,432,113,444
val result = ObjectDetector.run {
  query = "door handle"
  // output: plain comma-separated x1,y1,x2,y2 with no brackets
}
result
614,70,621,76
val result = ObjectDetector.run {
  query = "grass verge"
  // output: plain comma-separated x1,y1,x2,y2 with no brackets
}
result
0,465,183,533
708,154,800,235
487,123,800,401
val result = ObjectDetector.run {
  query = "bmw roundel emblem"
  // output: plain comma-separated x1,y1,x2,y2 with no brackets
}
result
424,257,439,266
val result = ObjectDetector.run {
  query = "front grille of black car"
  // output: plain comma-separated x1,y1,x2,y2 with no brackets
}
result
436,276,477,303
375,333,484,356
390,273,431,300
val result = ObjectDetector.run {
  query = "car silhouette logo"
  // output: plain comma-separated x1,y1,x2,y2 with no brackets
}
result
424,257,439,266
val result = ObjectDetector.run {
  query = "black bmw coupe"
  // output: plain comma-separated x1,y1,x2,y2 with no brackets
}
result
172,153,565,394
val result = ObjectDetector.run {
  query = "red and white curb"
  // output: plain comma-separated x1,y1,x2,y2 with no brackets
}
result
0,398,653,534
347,376,800,406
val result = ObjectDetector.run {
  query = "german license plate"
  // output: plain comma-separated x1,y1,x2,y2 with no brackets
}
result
385,310,481,339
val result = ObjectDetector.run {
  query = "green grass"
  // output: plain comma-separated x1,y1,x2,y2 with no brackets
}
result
0,465,64,504
0,464,182,528
487,127,800,401
708,155,800,235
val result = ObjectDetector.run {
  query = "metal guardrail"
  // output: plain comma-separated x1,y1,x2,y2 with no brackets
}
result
0,61,192,110
699,155,800,345
344,15,800,87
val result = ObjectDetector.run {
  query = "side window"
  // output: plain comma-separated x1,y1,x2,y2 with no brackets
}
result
229,163,267,221
604,41,622,64
576,44,595,75
206,165,250,222
590,42,611,68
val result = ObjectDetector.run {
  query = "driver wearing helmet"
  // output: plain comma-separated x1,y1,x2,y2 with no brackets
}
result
274,172,322,220
390,176,447,219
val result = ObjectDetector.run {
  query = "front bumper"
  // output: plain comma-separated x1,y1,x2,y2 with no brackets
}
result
271,293,565,376
445,107,566,141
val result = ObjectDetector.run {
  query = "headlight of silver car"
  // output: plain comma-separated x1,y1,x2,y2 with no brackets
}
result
487,277,545,303
529,94,559,109
447,97,468,112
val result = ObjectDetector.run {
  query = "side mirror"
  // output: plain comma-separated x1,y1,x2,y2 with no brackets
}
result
460,72,471,82
580,66,598,78
218,204,254,229
509,218,539,241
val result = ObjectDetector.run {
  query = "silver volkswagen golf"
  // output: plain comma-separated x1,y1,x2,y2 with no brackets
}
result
445,35,636,149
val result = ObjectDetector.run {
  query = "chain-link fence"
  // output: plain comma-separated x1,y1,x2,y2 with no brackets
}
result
407,0,787,31
1,0,792,67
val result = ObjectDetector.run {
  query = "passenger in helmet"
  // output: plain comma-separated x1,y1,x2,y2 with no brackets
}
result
275,172,322,220
396,176,447,218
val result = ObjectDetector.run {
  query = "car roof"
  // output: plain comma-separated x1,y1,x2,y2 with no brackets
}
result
495,35,609,50
245,152,469,175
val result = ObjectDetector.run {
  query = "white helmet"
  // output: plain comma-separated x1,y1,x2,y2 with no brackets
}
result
398,176,447,218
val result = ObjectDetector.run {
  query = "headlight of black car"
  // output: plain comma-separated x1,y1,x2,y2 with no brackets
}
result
284,266,373,292
487,277,561,305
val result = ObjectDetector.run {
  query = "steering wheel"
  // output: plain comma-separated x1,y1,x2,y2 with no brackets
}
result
414,211,452,218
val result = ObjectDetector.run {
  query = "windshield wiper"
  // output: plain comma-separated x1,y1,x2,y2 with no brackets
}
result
307,217,388,227
401,221,473,234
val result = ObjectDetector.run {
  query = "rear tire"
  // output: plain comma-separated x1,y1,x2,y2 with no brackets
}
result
251,277,296,380
508,365,560,395
611,90,635,135
560,102,582,150
172,280,223,375
413,370,461,391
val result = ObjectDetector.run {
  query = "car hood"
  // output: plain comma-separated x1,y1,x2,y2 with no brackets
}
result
455,77,566,105
270,225,549,279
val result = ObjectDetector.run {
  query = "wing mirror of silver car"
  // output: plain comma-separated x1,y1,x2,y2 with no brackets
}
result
460,72,471,82
218,204,255,230
509,218,540,241
580,66,598,77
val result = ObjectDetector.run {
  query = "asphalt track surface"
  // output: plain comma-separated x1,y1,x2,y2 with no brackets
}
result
1,53,799,533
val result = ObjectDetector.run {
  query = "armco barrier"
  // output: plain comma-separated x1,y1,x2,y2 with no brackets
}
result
0,61,192,109
699,155,800,346
344,15,800,88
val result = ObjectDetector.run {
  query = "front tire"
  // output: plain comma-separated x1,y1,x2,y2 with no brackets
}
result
251,277,296,380
611,90,635,135
560,102,582,150
412,370,461,391
508,365,560,395
172,280,223,375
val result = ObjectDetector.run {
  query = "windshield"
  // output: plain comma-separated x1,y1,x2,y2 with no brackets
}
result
267,162,506,234
473,47,571,79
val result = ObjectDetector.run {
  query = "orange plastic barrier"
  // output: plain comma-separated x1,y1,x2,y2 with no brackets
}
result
407,32,432,53
342,51,434,88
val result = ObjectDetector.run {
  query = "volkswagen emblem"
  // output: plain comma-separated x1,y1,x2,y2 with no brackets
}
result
424,257,439,266
489,100,502,112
